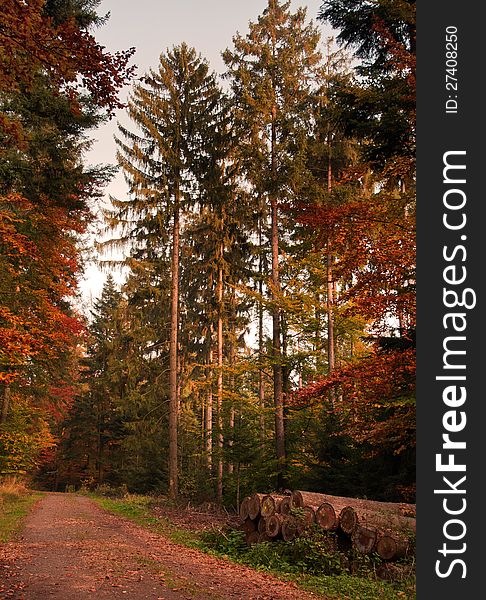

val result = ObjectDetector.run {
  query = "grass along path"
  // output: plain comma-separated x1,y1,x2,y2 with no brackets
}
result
0,480,43,542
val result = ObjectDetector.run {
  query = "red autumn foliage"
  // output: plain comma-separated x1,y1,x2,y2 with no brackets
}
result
292,346,415,454
0,0,135,116
295,191,415,332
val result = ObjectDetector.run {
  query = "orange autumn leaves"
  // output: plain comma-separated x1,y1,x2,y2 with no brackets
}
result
0,195,84,383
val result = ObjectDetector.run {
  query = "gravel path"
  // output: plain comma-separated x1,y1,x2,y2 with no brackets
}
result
0,493,324,600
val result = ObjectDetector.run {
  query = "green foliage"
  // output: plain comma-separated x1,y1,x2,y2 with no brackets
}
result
0,395,55,476
200,528,346,575
200,527,415,599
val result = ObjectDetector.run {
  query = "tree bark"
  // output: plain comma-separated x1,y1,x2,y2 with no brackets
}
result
216,261,224,504
270,110,286,487
227,289,236,475
339,505,416,537
258,224,266,446
291,490,415,519
205,336,213,471
326,249,335,375
376,533,411,561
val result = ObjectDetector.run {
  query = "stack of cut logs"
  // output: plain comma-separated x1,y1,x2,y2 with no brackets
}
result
238,490,416,562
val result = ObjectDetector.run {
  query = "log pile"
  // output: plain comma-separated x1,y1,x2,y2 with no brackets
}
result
238,490,416,561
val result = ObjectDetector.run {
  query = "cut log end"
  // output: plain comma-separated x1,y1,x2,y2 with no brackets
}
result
316,502,338,531
261,494,283,518
280,496,292,515
352,525,378,554
266,513,283,538
239,496,251,521
248,493,265,520
339,506,358,535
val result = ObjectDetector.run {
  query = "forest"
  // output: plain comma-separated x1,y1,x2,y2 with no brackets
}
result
0,0,416,511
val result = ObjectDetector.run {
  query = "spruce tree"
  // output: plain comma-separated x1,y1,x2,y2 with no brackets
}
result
105,44,224,499
223,0,322,486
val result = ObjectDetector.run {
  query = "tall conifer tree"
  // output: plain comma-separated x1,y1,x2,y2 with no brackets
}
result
223,0,322,485
105,44,224,499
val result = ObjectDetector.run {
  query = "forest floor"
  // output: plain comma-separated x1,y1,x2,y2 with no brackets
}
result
0,493,325,600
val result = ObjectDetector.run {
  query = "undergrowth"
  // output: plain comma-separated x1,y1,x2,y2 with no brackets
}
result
198,528,416,600
0,477,41,542
90,489,416,600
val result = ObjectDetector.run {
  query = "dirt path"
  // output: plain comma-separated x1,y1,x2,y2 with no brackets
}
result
0,493,324,600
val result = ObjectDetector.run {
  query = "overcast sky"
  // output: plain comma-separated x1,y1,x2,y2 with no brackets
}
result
79,0,332,307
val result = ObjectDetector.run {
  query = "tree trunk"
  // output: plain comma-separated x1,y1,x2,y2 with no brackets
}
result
326,249,335,375
270,109,285,487
376,533,411,561
168,189,180,500
236,462,241,511
326,149,336,407
227,290,236,475
339,506,416,538
216,261,224,504
291,490,330,509
291,490,415,519
258,224,266,446
281,313,290,401
205,337,213,471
